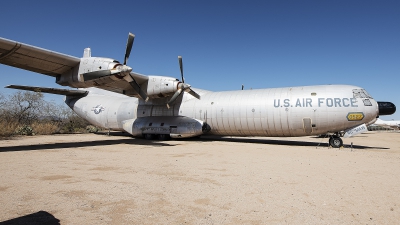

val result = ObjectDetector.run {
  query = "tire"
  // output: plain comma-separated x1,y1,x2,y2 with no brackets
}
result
158,134,171,141
144,134,155,140
329,137,343,148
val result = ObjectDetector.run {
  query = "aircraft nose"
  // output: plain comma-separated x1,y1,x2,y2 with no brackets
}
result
378,101,396,116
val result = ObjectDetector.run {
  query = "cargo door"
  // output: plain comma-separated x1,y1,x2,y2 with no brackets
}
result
303,118,313,135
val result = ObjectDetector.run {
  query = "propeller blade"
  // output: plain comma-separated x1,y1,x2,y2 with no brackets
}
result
121,33,147,101
129,81,149,102
166,89,183,109
124,74,149,101
124,33,135,65
178,55,184,83
187,88,201,99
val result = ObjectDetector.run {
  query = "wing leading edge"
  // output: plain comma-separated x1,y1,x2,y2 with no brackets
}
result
0,34,198,102
0,37,80,77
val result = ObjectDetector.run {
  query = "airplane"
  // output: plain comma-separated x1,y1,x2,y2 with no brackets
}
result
0,33,396,148
371,118,400,129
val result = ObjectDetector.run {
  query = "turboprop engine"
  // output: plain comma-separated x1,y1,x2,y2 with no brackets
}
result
56,33,200,106
122,116,210,139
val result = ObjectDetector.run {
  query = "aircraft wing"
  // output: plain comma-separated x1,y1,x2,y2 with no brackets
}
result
6,85,88,97
0,35,193,102
0,37,80,77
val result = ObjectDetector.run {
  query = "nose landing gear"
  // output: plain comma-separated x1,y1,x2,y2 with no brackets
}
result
329,134,343,148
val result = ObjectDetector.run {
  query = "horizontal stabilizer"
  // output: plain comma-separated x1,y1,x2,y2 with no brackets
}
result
5,85,88,96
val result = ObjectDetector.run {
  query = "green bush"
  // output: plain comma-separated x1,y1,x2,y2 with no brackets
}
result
15,125,34,136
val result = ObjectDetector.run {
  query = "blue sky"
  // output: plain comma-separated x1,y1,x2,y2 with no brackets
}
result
1,0,399,119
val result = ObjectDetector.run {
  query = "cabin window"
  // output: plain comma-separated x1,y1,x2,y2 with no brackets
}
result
311,92,317,96
353,89,373,99
363,99,372,106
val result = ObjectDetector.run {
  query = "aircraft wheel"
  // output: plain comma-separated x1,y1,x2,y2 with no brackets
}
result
144,134,156,140
329,137,343,148
158,134,171,141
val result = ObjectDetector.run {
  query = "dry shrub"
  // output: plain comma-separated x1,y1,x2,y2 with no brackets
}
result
31,121,59,135
0,120,19,138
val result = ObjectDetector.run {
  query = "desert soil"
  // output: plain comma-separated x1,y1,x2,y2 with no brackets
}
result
0,131,399,224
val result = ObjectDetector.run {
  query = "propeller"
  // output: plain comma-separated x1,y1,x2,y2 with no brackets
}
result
82,33,135,80
166,56,200,108
81,33,148,101
122,33,148,101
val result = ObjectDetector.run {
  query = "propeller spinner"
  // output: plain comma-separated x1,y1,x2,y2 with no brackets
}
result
166,56,200,108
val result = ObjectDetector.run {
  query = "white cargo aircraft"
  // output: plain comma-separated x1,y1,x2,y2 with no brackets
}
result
372,118,400,129
0,33,396,147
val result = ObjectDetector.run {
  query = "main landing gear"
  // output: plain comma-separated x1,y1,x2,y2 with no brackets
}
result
329,134,343,148
143,133,171,141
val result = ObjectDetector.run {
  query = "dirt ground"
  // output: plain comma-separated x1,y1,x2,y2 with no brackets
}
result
0,131,399,224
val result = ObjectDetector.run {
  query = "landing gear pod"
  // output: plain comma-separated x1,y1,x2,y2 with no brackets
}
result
122,116,210,139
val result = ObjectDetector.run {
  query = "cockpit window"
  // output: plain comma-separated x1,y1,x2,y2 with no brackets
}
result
353,89,373,99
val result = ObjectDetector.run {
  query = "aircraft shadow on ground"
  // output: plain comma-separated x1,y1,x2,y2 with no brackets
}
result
87,131,390,149
0,211,60,225
197,136,389,150
1,132,389,152
0,136,174,152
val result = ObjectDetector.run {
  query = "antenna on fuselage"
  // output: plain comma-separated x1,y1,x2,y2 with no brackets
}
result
83,48,91,58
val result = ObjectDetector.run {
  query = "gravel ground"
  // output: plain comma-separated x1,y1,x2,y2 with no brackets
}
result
0,131,399,224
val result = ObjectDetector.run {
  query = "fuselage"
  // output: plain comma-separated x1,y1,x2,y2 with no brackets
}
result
67,84,378,137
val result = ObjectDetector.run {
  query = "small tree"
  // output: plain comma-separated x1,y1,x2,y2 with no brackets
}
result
0,91,95,137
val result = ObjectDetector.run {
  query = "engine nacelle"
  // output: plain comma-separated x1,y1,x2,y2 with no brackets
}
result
146,76,181,98
122,116,210,138
56,57,122,87
78,57,120,76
